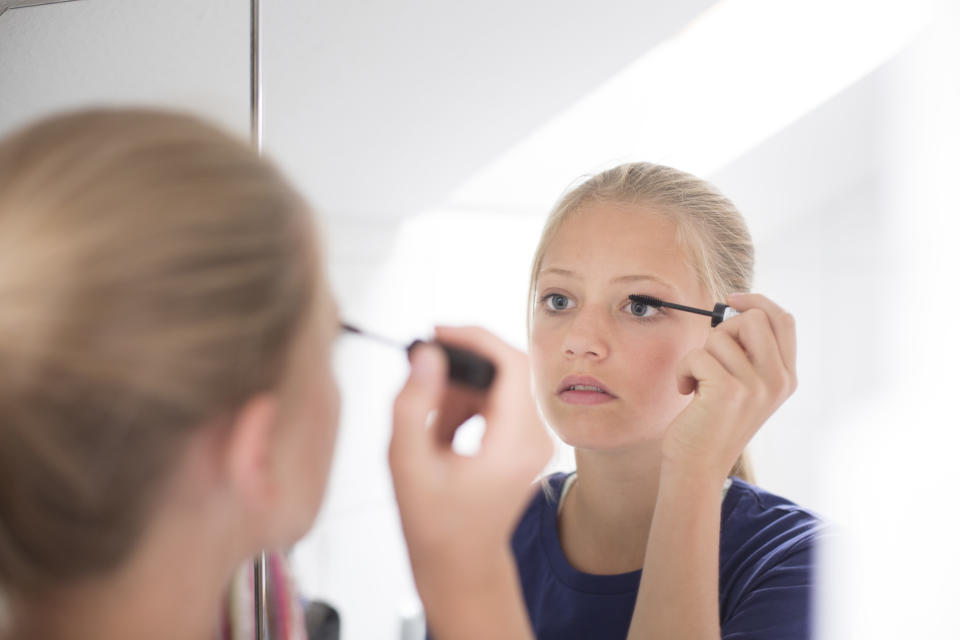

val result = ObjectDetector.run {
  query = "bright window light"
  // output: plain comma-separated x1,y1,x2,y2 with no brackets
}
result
444,0,935,216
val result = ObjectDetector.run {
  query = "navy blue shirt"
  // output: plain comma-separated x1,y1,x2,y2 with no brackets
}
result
510,472,823,640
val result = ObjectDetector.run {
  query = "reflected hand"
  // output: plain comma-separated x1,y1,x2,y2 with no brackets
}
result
662,293,798,482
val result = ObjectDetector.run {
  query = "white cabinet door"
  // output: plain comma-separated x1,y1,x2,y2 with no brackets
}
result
0,0,250,139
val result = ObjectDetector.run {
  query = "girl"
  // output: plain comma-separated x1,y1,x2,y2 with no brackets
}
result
513,163,822,639
0,108,551,640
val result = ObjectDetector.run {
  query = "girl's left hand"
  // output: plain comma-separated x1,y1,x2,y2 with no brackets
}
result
661,293,797,483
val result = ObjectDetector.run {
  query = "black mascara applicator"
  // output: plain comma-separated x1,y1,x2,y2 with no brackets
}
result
340,323,497,390
629,295,739,327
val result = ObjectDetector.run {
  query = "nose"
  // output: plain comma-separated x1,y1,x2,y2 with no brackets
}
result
562,305,610,361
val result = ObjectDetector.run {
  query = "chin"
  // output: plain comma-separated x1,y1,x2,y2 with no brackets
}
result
548,414,666,451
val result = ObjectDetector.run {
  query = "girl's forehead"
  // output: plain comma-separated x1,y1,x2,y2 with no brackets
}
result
541,203,690,280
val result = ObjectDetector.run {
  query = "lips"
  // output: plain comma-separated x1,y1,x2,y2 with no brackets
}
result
557,375,615,395
556,375,617,404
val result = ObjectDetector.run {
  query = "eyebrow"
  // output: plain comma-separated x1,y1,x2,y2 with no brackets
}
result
539,267,677,291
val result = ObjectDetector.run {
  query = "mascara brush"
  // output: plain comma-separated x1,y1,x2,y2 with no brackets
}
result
340,323,496,390
628,295,739,327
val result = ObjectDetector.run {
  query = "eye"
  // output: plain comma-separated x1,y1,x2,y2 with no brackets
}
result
542,293,574,312
622,298,658,319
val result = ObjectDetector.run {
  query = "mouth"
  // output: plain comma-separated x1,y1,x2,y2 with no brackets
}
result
557,375,617,405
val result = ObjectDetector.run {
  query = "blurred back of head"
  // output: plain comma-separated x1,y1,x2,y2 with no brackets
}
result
0,108,317,595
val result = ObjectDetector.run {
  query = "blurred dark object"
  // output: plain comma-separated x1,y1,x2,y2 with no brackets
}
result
304,600,340,640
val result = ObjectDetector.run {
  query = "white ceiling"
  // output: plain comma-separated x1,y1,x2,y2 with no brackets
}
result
1,0,934,226
261,0,720,220
443,0,934,219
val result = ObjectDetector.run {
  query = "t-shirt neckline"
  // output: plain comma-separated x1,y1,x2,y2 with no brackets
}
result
539,472,737,595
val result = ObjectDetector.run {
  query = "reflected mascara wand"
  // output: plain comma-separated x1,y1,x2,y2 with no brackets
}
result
628,295,739,327
340,323,496,390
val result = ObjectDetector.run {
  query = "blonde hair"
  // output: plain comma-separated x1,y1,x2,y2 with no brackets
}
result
528,162,755,482
0,108,318,593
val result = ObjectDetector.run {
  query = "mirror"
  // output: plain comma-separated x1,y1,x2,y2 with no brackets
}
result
2,2,957,638
255,3,958,638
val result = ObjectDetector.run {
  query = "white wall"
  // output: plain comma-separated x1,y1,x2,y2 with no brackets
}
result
708,58,893,512
0,0,249,138
260,0,719,220
815,7,960,637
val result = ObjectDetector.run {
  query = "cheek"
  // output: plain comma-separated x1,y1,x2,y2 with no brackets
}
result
529,327,559,403
291,365,340,507
623,336,680,381
316,370,340,434
617,328,699,416
309,370,340,476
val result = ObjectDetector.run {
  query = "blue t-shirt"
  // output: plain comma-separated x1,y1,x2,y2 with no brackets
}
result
511,472,823,640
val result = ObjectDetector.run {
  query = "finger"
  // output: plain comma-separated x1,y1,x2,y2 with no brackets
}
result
390,343,447,468
726,293,797,377
433,325,521,364
676,347,729,396
720,308,780,364
432,384,484,445
703,328,758,384
432,326,528,416
434,326,544,458
720,308,792,398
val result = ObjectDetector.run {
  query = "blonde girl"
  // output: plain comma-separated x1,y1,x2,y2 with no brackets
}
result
511,163,822,639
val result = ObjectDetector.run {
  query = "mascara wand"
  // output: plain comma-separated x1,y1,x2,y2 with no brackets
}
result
628,295,739,327
341,323,497,390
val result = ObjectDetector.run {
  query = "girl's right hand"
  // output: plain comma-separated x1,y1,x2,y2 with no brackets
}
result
390,326,552,610
662,293,797,484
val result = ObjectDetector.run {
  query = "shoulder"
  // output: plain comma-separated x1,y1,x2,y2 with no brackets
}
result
723,477,823,538
719,480,825,634
511,471,569,547
720,478,825,577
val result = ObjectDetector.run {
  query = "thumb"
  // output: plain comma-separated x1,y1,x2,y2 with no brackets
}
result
390,343,447,469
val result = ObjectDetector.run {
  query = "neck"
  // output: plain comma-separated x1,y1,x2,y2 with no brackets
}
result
17,544,232,640
12,441,254,640
558,443,664,574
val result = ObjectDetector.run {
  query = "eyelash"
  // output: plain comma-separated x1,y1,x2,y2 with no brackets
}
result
621,297,663,322
538,293,664,322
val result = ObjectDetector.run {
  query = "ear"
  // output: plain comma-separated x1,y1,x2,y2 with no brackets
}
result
224,393,281,522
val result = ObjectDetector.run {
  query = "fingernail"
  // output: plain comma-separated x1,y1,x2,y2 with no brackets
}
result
411,345,441,380
727,292,748,300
